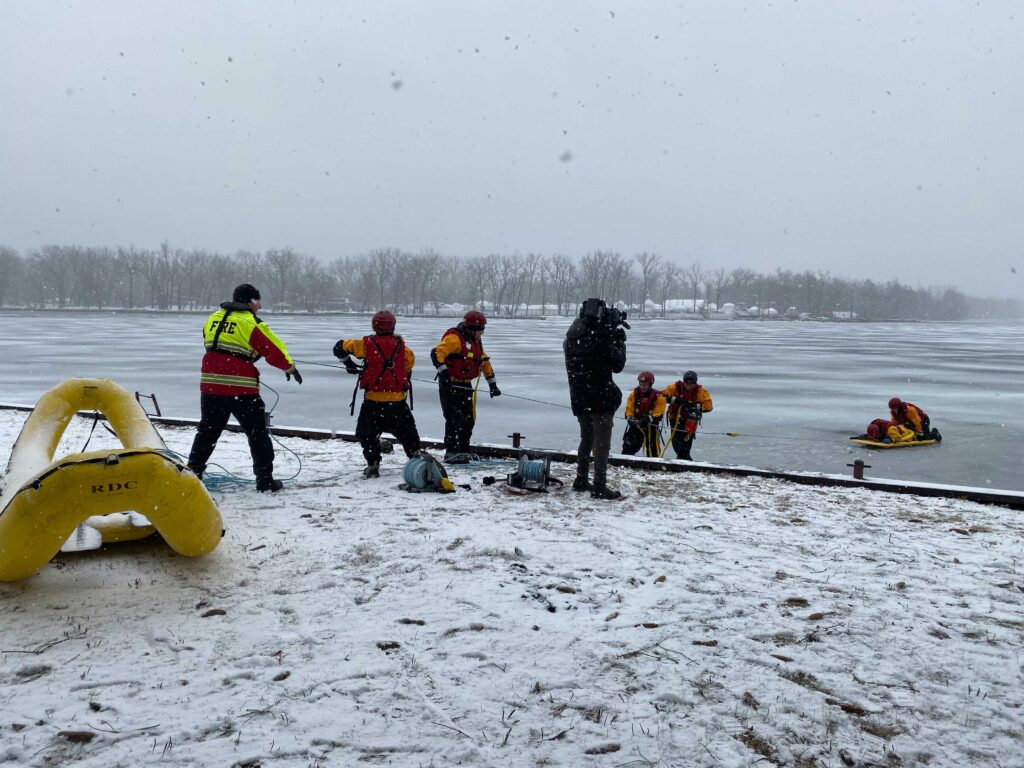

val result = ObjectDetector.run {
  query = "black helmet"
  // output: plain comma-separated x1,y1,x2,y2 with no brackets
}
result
233,283,261,304
683,370,698,384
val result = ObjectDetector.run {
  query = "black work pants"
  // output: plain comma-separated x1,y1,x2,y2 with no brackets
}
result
188,393,274,479
622,422,662,457
576,412,614,486
439,379,475,453
671,430,696,460
356,399,421,466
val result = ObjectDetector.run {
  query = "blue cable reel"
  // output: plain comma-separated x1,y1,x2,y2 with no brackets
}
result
401,452,455,493
507,451,562,493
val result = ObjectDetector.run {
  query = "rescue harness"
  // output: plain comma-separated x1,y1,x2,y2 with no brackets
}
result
205,308,262,362
345,334,413,415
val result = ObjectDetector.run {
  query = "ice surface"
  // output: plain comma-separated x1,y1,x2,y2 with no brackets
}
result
1,311,1021,489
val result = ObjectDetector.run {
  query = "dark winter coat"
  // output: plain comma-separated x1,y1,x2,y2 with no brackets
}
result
563,318,626,416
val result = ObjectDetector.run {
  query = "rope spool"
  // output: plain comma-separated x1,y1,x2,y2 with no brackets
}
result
507,452,561,493
517,453,551,485
402,453,455,493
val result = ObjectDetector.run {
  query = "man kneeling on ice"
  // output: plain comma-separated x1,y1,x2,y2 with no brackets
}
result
334,310,424,478
888,397,942,442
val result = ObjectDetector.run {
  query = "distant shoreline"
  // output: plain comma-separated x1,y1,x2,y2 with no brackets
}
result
0,306,1019,323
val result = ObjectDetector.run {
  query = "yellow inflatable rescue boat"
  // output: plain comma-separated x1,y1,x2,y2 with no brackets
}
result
0,378,223,581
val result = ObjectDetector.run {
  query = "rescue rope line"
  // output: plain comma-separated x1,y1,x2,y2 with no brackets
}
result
288,358,831,444
703,431,830,443
160,381,308,492
291,358,578,411
662,415,682,458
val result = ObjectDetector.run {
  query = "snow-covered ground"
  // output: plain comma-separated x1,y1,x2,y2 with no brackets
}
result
2,410,1023,768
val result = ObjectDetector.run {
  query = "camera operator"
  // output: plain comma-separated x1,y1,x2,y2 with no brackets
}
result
563,298,627,500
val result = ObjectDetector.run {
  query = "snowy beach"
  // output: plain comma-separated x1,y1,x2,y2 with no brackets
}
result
1,410,1022,767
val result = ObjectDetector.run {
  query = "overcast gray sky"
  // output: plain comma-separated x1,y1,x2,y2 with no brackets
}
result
2,1,1021,298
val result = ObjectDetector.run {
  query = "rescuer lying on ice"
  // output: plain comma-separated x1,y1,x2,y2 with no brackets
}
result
333,310,423,478
187,283,302,492
431,310,501,463
859,418,916,444
661,370,713,461
621,371,667,457
888,397,942,441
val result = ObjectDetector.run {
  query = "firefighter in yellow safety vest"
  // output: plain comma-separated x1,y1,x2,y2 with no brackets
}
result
187,283,302,492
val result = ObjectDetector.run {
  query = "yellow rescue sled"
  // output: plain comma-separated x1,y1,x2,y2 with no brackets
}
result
849,437,938,449
0,378,223,582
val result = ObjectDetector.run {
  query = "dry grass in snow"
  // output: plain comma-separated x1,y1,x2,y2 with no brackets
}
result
1,411,1022,767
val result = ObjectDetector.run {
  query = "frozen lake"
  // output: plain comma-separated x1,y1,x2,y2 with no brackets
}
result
1,310,1021,490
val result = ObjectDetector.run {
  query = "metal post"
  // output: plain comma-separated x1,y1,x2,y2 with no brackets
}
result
846,459,870,480
507,432,525,448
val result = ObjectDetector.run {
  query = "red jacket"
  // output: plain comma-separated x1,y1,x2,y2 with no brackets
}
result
199,303,294,395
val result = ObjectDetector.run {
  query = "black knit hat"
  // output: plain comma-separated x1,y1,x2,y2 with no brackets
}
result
232,283,261,303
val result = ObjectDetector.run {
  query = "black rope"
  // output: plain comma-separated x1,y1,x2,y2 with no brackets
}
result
289,358,842,443
80,411,102,452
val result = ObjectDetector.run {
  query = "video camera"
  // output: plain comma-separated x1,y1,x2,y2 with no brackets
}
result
580,298,631,332
606,306,630,331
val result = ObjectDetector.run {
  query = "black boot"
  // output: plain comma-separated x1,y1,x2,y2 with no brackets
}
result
591,484,621,500
572,476,593,492
256,476,283,492
188,463,205,480
363,463,380,479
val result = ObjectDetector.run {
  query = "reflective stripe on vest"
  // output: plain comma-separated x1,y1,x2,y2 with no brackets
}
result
200,372,259,389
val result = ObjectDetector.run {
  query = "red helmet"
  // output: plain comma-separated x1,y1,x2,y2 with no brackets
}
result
866,420,886,440
463,310,487,330
372,310,396,335
637,371,655,385
888,397,902,411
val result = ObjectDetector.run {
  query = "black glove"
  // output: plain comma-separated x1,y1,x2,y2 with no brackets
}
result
286,366,303,384
343,357,361,375
436,367,449,384
489,381,502,398
332,340,347,360
613,327,627,343
637,414,652,426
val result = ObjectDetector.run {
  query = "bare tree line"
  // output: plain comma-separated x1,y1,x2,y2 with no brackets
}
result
0,243,1018,320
